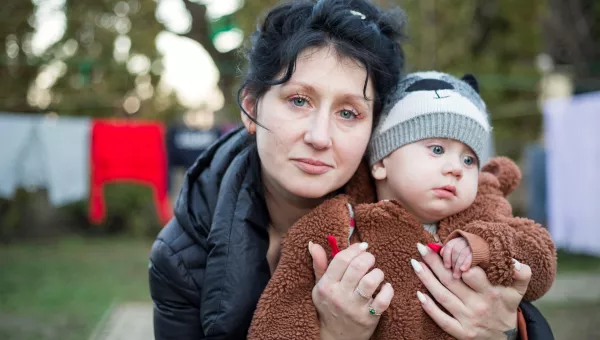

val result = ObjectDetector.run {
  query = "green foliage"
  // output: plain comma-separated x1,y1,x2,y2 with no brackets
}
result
45,0,165,118
0,0,184,119
0,1,38,112
556,249,600,274
0,184,164,242
390,0,547,159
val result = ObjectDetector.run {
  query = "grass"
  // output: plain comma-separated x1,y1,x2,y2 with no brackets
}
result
0,236,153,340
537,301,600,340
0,238,599,340
537,250,600,339
556,249,600,274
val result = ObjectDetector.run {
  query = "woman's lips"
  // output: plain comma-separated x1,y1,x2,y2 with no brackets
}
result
291,158,333,175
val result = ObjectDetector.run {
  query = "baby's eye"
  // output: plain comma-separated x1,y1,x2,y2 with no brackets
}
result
429,145,444,155
463,156,475,166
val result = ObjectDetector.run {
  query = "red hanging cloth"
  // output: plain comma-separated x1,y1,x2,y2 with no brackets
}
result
89,119,171,224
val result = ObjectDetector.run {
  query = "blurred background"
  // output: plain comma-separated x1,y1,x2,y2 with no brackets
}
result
0,0,599,339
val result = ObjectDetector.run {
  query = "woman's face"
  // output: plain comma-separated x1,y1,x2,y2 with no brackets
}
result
242,46,375,199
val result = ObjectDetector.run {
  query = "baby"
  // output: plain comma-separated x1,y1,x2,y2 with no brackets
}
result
248,71,557,340
369,71,498,279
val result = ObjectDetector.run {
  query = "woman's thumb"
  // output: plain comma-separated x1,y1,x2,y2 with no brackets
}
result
309,241,328,281
511,258,532,297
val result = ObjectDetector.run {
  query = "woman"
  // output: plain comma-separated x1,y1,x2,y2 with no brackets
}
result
149,1,553,339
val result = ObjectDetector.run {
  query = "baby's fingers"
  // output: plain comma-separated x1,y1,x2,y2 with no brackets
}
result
442,244,454,269
452,248,471,279
460,253,473,272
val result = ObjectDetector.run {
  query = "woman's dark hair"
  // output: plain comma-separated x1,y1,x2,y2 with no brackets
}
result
237,0,407,125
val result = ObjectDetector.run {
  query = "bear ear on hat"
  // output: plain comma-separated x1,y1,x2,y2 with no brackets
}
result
461,74,480,94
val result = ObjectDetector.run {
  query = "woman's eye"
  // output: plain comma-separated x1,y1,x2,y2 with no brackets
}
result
429,145,444,155
291,97,308,107
463,156,475,166
339,110,356,120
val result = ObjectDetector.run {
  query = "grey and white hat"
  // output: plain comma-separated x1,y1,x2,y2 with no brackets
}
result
369,71,491,166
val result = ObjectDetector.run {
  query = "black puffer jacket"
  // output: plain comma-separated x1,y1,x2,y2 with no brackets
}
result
149,127,554,340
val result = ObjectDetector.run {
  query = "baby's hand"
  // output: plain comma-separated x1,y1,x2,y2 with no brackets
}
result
441,237,472,279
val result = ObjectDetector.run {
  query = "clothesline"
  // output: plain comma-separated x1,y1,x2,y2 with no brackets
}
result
0,113,227,225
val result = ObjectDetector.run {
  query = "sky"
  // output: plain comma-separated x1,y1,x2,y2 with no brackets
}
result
30,0,244,110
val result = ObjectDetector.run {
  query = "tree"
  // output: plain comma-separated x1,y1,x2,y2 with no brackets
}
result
0,0,177,119
543,0,600,93
388,0,546,157
164,0,279,121
41,0,167,118
0,1,38,112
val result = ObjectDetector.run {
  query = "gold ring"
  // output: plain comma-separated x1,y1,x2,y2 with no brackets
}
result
355,287,370,299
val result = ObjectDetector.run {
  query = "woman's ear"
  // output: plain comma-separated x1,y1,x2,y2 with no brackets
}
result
240,89,257,134
371,161,387,180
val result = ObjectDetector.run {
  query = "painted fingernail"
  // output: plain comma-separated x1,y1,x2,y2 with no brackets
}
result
308,241,313,255
417,291,427,303
359,242,369,251
410,259,423,273
416,243,429,256
512,258,522,271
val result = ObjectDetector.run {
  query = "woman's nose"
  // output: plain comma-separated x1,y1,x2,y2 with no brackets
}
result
303,110,332,149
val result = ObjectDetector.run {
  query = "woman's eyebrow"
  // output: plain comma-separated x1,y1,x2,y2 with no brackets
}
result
281,81,318,94
283,81,370,104
343,94,372,106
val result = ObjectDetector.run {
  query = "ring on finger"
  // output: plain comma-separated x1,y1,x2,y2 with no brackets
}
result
368,305,382,316
355,287,371,300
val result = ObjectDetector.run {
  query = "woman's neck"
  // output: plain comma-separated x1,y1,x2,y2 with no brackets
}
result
262,170,326,236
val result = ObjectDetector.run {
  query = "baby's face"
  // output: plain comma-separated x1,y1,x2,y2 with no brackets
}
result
372,138,479,223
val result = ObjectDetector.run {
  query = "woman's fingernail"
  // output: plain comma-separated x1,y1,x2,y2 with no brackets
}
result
512,258,522,271
308,241,313,255
410,259,423,273
359,242,369,250
417,291,427,303
417,243,429,256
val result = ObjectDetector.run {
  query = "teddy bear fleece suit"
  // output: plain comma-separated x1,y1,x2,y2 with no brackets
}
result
248,157,557,340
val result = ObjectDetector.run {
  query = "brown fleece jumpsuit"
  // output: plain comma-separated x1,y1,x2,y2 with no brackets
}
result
249,157,556,340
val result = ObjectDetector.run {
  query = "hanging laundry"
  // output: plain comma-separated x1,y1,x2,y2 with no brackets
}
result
90,119,171,224
544,91,600,256
38,115,91,206
524,143,547,226
166,125,220,170
0,113,42,198
0,113,91,206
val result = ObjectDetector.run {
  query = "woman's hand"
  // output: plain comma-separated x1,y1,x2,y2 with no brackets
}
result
309,242,394,340
412,243,531,340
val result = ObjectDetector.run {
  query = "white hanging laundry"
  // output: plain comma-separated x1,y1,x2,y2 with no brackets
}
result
38,115,91,206
544,91,600,256
0,113,91,206
0,113,42,198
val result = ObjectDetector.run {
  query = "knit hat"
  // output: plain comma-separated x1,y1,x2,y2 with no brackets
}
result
369,71,491,166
